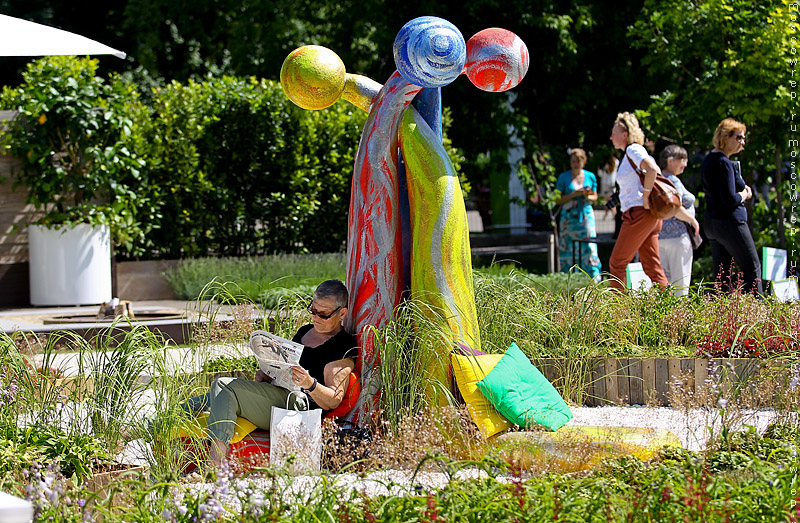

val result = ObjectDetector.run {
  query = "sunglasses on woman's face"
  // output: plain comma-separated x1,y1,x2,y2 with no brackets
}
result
307,303,342,320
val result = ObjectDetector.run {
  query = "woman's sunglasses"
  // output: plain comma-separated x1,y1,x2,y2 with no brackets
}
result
307,303,342,320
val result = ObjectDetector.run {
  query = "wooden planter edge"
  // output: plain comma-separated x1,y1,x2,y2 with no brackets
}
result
531,357,795,407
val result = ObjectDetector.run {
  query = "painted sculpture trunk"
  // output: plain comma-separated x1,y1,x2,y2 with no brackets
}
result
344,72,422,422
399,107,480,352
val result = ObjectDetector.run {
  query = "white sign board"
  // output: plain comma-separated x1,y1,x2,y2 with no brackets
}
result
626,262,652,291
771,277,799,302
762,247,787,281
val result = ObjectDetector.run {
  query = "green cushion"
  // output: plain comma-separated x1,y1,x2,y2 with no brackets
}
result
477,343,572,431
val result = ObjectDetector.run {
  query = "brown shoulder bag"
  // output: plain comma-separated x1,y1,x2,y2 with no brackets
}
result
626,153,681,220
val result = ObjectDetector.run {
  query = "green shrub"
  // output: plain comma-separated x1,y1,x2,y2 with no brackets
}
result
129,77,366,258
1,59,367,258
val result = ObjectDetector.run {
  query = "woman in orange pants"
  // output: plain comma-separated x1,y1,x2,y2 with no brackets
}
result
607,112,669,290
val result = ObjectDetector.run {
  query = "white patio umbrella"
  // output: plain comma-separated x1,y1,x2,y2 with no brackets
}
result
0,14,125,58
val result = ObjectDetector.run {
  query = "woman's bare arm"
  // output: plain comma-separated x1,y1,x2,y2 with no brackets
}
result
291,358,355,410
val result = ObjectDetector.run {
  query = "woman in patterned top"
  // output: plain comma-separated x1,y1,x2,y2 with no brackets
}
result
657,145,700,296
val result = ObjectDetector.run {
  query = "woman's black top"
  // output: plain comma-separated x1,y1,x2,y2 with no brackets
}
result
700,150,747,223
293,324,358,410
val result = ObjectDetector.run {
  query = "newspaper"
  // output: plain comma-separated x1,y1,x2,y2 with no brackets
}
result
249,330,304,392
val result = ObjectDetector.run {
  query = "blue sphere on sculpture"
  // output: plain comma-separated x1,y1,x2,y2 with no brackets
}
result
393,16,466,88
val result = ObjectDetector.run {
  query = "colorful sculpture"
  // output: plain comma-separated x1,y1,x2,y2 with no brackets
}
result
280,16,529,422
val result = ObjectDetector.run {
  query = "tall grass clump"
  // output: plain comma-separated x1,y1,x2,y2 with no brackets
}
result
142,369,213,480
372,296,458,432
624,286,707,353
5,330,97,428
472,268,553,355
80,324,169,456
473,269,620,402
473,267,634,358
694,290,800,358
0,326,175,488
163,253,346,301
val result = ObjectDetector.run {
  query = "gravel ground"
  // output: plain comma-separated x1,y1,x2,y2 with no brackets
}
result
565,405,782,451
120,405,783,467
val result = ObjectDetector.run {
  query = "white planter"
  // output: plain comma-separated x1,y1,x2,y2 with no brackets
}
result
0,491,33,523
28,223,112,306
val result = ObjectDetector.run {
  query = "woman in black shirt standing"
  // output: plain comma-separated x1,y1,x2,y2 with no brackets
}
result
701,118,761,295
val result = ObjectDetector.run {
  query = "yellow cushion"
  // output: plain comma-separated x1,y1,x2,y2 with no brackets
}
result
451,353,513,438
177,413,259,444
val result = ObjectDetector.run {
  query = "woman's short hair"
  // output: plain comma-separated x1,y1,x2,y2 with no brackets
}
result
569,148,587,162
712,118,746,150
314,279,349,308
659,144,688,170
615,112,645,146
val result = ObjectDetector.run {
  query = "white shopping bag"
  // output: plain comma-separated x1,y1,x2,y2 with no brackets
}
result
269,393,322,473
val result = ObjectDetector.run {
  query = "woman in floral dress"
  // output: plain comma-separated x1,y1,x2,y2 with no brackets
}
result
555,148,601,281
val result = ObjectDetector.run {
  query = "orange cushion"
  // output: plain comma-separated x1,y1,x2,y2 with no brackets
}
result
326,372,360,419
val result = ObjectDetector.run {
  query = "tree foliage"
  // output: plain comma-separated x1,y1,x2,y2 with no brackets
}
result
631,0,796,155
631,0,798,250
0,0,656,203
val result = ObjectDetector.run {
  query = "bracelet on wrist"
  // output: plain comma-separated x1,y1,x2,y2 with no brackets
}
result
303,377,318,393
642,188,652,193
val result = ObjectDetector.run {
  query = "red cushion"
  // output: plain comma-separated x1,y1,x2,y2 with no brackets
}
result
160,437,205,474
325,372,360,419
229,430,271,472
165,433,271,474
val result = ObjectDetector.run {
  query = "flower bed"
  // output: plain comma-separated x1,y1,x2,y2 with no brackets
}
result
1,276,798,522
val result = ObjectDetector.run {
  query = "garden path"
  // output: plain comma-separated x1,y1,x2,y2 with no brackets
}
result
0,300,197,332
565,405,780,451
110,405,782,472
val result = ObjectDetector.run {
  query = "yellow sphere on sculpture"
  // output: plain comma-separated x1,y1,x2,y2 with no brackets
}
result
280,45,346,110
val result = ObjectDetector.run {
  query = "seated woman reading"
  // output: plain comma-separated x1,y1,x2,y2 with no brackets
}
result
185,279,358,465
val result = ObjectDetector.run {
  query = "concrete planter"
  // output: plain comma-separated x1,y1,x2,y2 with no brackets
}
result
28,223,111,306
